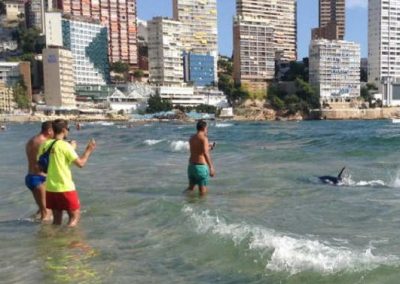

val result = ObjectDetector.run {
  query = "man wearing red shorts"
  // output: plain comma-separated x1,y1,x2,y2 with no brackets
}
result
39,119,96,227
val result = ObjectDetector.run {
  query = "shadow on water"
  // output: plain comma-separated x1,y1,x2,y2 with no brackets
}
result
35,226,107,284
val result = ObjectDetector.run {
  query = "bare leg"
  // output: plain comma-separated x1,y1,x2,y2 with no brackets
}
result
52,210,63,225
67,210,80,227
31,185,51,221
183,183,196,194
199,185,208,196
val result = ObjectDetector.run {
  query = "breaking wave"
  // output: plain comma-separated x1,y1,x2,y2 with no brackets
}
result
182,206,398,275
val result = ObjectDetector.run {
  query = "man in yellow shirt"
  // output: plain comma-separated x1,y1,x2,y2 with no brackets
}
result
39,119,96,227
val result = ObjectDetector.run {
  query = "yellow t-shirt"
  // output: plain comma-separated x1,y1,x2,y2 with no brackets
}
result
39,139,79,192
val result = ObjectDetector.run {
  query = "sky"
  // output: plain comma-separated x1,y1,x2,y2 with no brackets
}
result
137,0,368,60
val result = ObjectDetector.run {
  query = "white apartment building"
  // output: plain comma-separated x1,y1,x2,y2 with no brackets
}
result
148,17,184,86
5,0,25,22
45,12,63,46
0,82,14,113
309,39,360,104
0,62,20,86
233,16,275,92
236,0,297,62
45,13,109,86
173,0,218,82
157,85,201,107
43,47,76,108
368,0,400,105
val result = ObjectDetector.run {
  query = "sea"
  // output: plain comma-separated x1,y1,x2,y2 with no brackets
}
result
2,120,400,284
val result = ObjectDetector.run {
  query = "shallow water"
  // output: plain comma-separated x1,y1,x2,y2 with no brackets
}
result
2,120,400,283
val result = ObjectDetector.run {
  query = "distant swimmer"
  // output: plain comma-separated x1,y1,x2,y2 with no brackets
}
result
319,167,346,185
25,121,54,221
185,120,216,196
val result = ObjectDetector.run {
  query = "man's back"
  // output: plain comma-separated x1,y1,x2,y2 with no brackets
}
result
26,134,47,175
189,133,208,165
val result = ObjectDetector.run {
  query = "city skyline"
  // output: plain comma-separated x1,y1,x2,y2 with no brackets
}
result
137,0,368,59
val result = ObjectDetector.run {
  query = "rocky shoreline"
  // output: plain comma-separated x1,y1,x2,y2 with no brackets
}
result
3,106,400,124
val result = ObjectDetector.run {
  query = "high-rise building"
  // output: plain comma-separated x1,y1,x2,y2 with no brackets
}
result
369,0,400,88
137,19,149,71
148,17,183,86
62,15,109,85
233,17,275,93
312,0,345,40
5,0,25,22
309,39,360,104
57,0,138,67
0,61,32,102
173,0,218,81
45,13,110,86
0,82,14,113
236,0,297,62
43,47,76,107
25,0,54,33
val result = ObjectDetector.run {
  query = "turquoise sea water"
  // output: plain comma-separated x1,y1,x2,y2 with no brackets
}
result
2,120,400,283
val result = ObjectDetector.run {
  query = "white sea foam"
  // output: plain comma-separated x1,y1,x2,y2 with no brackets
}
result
144,139,163,146
170,140,189,152
216,123,233,128
182,206,398,275
341,175,386,187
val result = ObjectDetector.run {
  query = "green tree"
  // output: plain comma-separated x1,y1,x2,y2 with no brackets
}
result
218,57,233,75
110,61,129,74
0,0,5,15
13,27,44,54
295,78,320,111
12,78,30,110
360,68,368,82
195,104,216,114
133,69,144,80
110,61,129,82
146,94,173,113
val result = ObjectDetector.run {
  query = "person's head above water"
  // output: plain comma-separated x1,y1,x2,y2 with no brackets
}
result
41,120,54,138
53,119,69,138
196,120,207,132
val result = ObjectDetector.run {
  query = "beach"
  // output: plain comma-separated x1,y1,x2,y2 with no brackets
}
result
1,120,400,283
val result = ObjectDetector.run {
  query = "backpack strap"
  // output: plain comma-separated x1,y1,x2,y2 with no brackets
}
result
44,139,58,155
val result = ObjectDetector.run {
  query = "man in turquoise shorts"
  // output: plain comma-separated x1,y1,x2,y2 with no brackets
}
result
186,120,215,195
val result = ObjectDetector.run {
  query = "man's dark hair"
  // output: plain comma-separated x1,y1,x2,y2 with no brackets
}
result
41,121,53,133
53,119,68,135
196,120,207,131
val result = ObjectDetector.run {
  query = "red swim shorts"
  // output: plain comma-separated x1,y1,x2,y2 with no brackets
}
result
46,190,80,211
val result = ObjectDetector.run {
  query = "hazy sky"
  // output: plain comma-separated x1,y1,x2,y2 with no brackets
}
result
137,0,368,59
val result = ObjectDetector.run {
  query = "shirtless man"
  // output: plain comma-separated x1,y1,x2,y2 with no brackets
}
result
25,121,54,221
186,120,216,195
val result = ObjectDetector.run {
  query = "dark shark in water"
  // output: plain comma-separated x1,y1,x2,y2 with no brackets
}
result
319,167,346,185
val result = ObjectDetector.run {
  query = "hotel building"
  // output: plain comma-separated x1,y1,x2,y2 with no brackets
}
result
25,0,54,33
0,82,14,113
0,61,32,102
368,0,400,104
236,0,297,62
45,13,110,86
173,0,218,82
233,17,275,93
233,0,297,92
148,17,183,86
309,39,360,104
43,47,76,108
312,0,345,40
56,0,138,67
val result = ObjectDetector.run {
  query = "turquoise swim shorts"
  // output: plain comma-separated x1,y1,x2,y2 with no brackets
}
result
188,164,209,186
